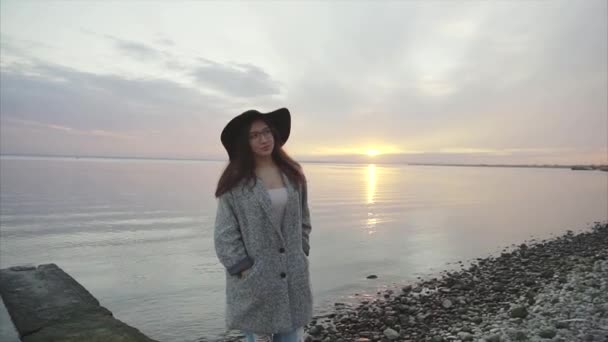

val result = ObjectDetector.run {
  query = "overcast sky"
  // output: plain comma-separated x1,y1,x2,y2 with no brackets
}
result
1,0,606,164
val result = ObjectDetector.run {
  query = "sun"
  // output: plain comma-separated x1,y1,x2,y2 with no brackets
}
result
366,149,380,157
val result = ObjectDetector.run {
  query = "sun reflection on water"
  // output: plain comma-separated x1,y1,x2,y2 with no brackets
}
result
367,164,376,204
366,164,377,235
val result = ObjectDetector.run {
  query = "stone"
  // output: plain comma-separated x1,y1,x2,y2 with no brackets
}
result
538,328,557,338
510,305,528,319
309,325,323,336
483,334,501,342
470,316,483,324
383,328,400,340
0,263,158,342
457,331,473,341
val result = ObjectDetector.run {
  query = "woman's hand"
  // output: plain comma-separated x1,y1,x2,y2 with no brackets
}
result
239,267,251,278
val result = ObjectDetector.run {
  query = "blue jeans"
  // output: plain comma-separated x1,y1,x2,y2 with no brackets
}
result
243,326,304,342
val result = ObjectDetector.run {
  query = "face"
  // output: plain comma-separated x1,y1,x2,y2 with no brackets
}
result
248,119,274,158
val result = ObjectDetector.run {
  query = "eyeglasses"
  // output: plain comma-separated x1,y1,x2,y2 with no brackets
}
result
249,128,273,141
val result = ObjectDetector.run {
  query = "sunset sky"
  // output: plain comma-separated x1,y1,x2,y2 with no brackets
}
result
1,0,606,164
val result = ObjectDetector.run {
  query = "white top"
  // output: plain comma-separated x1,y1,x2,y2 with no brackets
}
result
267,187,288,229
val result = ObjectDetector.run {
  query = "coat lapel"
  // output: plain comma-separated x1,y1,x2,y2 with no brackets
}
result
250,172,298,243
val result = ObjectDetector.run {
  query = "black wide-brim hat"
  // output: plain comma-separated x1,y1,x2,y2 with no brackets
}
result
221,108,291,160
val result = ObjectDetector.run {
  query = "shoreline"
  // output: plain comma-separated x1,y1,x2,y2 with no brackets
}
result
302,222,608,342
220,222,608,341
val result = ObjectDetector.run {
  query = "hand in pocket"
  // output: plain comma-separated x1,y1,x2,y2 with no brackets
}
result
239,267,252,279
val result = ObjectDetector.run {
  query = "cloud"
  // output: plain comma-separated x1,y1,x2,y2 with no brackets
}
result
190,59,282,98
79,31,283,99
1,63,211,130
2,117,137,139
112,38,163,60
155,37,175,46
0,57,288,158
1,1,605,163
92,33,169,61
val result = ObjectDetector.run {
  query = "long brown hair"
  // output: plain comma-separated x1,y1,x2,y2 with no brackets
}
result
215,117,306,197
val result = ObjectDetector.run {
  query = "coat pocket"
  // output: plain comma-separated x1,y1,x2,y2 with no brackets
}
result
238,258,262,283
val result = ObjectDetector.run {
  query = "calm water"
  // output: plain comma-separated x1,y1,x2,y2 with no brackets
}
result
1,156,606,341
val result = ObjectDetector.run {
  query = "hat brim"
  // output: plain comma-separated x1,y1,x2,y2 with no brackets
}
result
221,108,291,160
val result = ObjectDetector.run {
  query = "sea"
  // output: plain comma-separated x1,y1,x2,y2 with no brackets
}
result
1,155,606,341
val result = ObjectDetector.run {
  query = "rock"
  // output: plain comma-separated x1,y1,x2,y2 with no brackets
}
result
583,333,595,341
457,331,473,341
513,330,527,340
510,305,528,318
385,316,397,326
416,312,429,321
383,328,399,340
538,328,557,338
442,299,453,309
540,270,554,278
0,263,158,342
9,265,36,271
483,334,501,342
309,325,323,336
470,316,483,324
358,331,372,338
523,278,536,286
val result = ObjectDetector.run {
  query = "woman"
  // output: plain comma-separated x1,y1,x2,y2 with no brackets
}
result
213,108,313,342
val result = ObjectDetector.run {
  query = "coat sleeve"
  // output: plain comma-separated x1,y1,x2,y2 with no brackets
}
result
214,192,253,275
301,180,312,256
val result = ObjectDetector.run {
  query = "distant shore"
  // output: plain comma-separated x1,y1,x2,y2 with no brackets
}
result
406,163,608,171
1,154,606,171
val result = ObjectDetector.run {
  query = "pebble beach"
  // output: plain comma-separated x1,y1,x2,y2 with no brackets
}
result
298,222,608,342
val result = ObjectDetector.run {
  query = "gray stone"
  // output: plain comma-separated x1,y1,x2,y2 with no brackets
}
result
483,334,501,342
538,328,557,338
470,316,483,324
383,328,400,340
0,263,157,342
457,331,473,341
510,305,528,319
309,325,324,336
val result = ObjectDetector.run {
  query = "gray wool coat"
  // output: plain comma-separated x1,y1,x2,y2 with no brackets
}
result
213,171,313,334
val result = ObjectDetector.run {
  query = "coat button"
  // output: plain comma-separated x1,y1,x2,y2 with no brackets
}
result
280,272,286,278
279,248,285,253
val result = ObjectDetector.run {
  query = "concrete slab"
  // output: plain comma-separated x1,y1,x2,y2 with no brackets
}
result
0,263,158,342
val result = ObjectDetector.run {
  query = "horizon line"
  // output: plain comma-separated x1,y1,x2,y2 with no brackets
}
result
1,153,606,168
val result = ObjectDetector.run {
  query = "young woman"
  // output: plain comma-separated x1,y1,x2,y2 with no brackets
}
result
214,108,313,342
